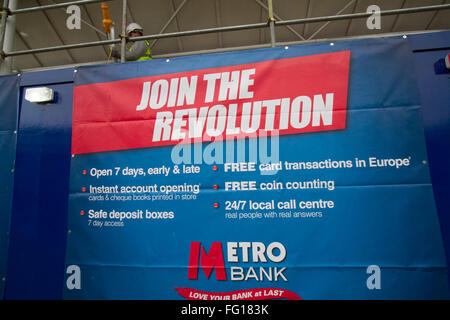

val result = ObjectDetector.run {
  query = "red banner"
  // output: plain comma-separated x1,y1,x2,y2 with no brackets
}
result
175,287,302,300
72,51,350,154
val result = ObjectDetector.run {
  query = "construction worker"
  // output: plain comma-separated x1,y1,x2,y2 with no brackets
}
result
111,23,152,61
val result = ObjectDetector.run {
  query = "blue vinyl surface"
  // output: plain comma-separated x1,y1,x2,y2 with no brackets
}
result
5,80,73,299
2,31,450,300
63,36,449,299
0,74,19,299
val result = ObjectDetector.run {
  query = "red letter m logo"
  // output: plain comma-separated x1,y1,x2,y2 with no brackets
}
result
188,242,227,280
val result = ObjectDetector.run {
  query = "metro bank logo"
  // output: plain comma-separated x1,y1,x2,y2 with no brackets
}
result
188,241,288,282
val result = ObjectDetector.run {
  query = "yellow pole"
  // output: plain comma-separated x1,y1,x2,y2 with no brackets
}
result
268,0,274,22
101,3,112,34
267,0,276,47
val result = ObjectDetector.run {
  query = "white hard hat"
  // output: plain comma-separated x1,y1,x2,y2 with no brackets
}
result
126,22,143,35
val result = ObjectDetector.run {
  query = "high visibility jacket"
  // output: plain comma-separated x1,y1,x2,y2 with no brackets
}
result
129,40,152,61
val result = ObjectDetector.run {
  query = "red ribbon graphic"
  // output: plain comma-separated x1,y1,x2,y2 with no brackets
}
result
175,287,302,300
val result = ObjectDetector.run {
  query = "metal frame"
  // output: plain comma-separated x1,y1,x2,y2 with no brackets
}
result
307,0,357,41
10,0,114,14
0,0,10,57
1,1,449,73
0,0,13,73
150,0,187,50
36,0,76,64
255,0,305,41
120,0,127,62
267,0,276,47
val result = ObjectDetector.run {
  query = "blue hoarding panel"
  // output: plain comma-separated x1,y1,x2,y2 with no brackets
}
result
3,32,449,300
63,36,449,299
0,75,19,299
5,81,73,299
409,31,450,289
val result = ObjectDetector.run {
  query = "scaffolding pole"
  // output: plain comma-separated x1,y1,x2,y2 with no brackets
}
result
10,0,115,15
5,21,267,57
0,0,10,58
267,0,276,47
276,3,450,27
0,0,15,74
120,0,127,63
2,3,450,59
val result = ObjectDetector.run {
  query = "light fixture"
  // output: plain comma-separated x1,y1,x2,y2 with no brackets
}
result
25,87,54,104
